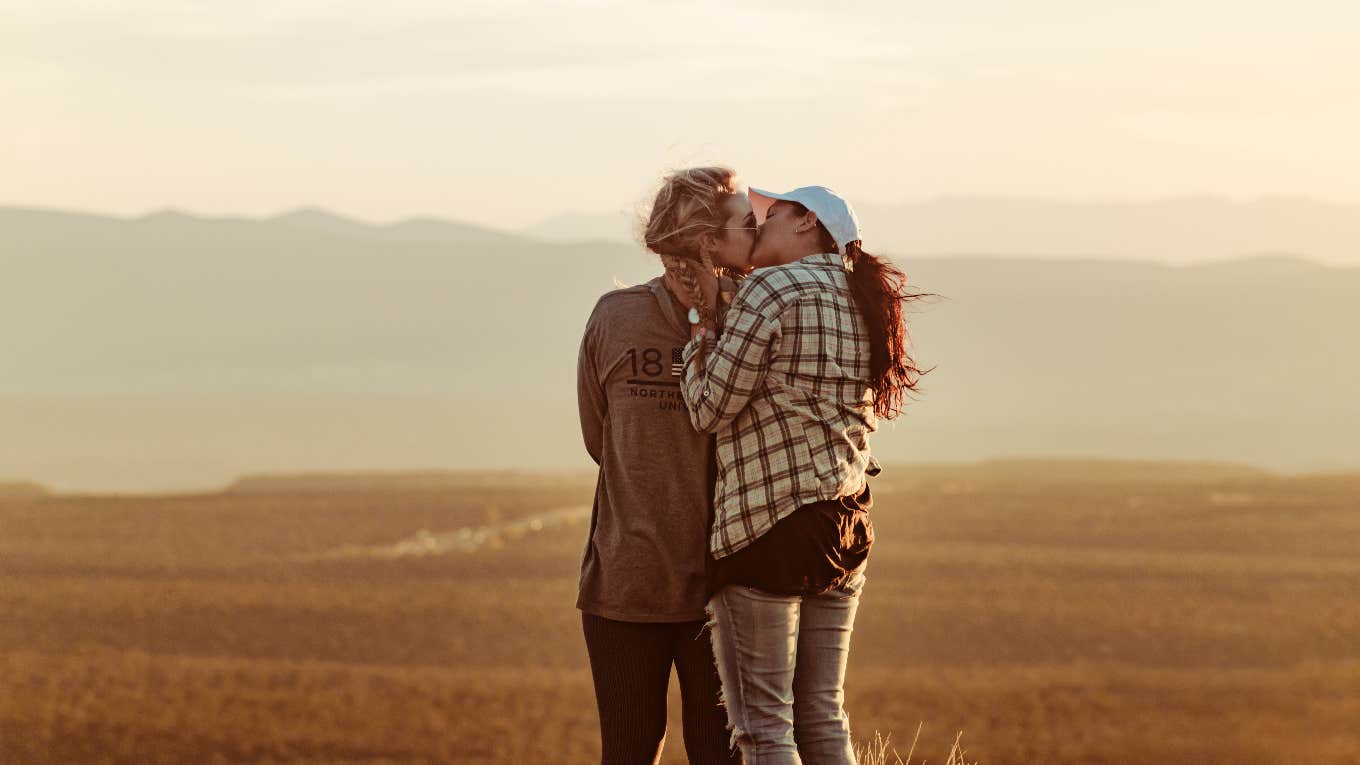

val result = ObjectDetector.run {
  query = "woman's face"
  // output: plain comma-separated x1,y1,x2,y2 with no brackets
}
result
709,193,757,273
749,200,805,269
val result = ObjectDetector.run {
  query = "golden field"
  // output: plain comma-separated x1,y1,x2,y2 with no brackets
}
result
1,461,1357,764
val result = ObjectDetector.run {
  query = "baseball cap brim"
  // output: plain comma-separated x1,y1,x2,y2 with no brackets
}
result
748,184,861,255
748,187,790,226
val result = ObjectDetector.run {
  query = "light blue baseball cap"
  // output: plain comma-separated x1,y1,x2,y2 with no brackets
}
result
748,185,862,254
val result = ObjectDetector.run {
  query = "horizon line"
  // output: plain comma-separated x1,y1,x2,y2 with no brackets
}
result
4,191,1358,235
10,455,1360,498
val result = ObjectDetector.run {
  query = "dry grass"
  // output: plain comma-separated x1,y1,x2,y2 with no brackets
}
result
2,461,1357,763
856,725,979,765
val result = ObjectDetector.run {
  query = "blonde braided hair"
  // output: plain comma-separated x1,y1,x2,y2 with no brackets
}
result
657,251,717,323
641,166,739,326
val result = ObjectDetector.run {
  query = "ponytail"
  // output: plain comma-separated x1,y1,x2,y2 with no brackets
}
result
844,241,930,419
786,202,932,418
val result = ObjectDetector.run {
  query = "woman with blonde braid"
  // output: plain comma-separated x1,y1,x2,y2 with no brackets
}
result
575,166,757,764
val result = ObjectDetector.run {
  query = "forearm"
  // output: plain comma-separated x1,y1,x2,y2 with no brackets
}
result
680,317,775,433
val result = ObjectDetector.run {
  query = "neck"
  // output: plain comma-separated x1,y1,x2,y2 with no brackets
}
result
775,244,825,266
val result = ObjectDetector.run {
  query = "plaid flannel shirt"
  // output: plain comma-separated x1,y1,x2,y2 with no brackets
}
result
681,252,882,559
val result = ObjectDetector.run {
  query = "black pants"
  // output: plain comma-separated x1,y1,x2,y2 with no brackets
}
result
581,612,741,765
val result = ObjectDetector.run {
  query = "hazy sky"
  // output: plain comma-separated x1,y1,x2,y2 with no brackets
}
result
4,0,1358,229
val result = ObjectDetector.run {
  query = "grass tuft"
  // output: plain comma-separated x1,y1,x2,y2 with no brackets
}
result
856,723,979,765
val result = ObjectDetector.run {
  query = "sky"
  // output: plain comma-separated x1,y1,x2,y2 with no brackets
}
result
3,0,1359,230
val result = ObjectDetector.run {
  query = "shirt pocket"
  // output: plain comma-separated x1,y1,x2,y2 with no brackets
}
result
799,418,840,495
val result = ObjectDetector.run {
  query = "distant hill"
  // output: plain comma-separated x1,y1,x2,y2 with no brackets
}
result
882,458,1272,487
0,481,50,499
530,195,1360,266
1,205,519,250
225,469,593,494
221,458,1271,496
3,205,1358,492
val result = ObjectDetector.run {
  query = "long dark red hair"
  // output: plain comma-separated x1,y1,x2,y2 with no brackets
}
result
793,204,931,419
844,241,930,419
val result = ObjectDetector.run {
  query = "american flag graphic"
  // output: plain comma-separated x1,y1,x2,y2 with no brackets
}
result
671,347,684,377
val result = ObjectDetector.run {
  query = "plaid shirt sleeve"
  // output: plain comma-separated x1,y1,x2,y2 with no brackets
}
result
679,277,786,433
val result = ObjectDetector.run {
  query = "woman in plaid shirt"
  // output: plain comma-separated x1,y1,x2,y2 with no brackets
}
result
676,185,927,765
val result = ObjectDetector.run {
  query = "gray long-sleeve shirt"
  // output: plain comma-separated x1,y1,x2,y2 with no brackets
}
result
576,276,717,622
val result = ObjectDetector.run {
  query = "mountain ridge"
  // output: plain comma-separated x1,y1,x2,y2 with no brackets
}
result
522,194,1360,266
6,197,1360,266
3,205,1358,491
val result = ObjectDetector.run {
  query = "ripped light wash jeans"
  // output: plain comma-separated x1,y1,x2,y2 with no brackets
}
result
705,568,866,765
